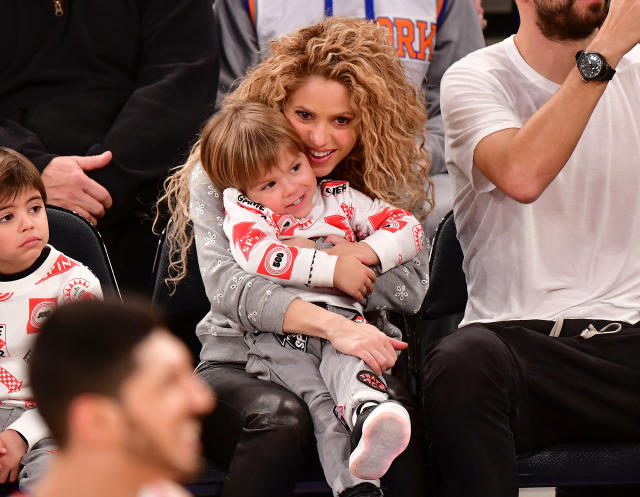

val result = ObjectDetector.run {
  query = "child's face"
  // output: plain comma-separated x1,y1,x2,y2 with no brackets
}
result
245,148,317,218
0,188,49,274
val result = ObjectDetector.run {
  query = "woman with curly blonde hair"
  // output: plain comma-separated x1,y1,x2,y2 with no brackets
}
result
159,17,430,497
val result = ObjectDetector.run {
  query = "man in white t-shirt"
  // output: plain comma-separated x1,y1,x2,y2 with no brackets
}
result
422,0,640,495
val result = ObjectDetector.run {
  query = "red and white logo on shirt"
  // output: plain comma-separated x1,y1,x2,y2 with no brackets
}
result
0,293,14,302
63,278,97,303
232,222,267,261
257,244,297,280
413,225,424,252
368,208,410,233
35,254,78,285
27,298,57,334
340,202,355,221
0,367,22,394
324,215,356,242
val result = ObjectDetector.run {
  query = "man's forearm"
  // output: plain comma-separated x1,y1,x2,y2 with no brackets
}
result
474,68,608,203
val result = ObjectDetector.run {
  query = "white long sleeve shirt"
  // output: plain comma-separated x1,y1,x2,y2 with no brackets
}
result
0,245,102,448
223,180,425,312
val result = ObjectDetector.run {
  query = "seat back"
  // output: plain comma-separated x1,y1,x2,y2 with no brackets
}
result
150,224,210,363
46,205,120,299
422,210,467,317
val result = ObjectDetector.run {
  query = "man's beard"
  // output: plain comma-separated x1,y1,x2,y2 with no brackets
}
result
533,0,607,40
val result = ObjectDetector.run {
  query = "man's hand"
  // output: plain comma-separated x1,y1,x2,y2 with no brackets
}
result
0,430,27,484
587,0,640,68
41,152,113,226
281,237,316,249
333,256,376,302
326,318,408,375
324,239,380,266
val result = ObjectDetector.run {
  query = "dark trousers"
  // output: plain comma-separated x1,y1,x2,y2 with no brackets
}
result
197,362,428,497
422,320,640,497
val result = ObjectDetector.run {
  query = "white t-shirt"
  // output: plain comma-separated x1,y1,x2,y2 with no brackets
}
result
441,36,640,326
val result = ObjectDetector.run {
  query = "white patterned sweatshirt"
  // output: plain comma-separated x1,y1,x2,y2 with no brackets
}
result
222,180,426,314
0,245,102,448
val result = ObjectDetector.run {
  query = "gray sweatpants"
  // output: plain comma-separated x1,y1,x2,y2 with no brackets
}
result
0,406,56,492
245,309,389,495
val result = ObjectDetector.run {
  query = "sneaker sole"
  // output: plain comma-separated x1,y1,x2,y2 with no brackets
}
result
348,402,411,480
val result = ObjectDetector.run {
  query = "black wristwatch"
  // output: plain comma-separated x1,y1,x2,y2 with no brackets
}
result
575,50,616,82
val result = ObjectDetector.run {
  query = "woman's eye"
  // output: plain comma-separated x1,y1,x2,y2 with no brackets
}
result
297,111,312,120
336,117,351,126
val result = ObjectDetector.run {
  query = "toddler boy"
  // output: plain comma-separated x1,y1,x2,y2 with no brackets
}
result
0,147,102,491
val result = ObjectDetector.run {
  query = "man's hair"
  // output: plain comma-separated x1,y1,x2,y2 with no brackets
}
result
200,101,306,193
0,147,47,204
30,300,165,446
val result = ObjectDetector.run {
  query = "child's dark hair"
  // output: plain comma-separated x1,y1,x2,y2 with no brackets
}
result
0,147,47,204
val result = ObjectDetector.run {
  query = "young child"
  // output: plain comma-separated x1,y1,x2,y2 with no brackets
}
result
211,102,425,495
0,147,102,492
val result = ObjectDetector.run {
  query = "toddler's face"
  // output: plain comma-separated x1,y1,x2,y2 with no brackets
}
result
0,188,49,274
245,148,317,218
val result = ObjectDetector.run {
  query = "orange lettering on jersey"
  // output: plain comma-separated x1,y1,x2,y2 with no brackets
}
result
416,21,437,62
394,18,417,59
248,0,256,24
376,17,394,46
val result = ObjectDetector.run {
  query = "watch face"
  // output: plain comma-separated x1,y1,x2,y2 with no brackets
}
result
578,52,604,79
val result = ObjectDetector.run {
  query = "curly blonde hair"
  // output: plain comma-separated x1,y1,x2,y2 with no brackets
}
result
158,17,433,288
226,17,432,214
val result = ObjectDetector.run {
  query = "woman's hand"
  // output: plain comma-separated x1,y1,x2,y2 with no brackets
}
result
282,299,408,375
325,318,408,375
324,239,380,266
333,256,376,302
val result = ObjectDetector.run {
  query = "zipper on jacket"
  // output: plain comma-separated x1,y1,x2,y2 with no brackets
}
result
53,0,64,16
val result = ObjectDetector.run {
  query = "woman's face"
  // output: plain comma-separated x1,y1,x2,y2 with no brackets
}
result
284,76,359,178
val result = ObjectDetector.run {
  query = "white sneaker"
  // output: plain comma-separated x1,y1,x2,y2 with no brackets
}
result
348,401,411,480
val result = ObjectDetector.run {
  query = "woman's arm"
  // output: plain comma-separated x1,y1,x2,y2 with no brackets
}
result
365,243,430,316
282,298,407,375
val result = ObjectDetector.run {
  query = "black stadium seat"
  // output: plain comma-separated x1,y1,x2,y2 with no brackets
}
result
46,205,120,300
